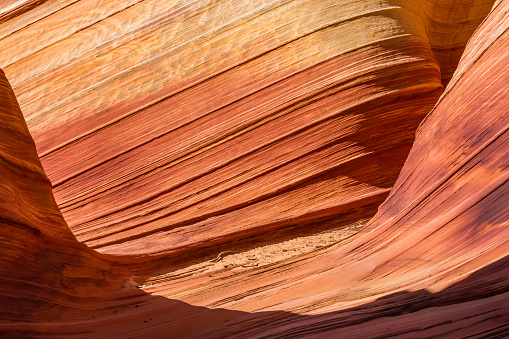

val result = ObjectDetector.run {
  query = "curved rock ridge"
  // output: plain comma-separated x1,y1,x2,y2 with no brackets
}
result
0,0,495,255
125,2,509,336
0,68,118,323
0,68,176,330
0,1,508,338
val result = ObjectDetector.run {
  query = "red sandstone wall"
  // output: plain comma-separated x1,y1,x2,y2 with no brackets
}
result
0,69,119,324
0,0,507,337
0,0,494,256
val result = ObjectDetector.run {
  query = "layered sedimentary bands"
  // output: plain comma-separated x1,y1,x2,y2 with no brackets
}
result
0,0,508,338
0,0,497,255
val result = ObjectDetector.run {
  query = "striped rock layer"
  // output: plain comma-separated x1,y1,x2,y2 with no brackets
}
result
0,0,508,338
0,68,122,325
0,0,495,256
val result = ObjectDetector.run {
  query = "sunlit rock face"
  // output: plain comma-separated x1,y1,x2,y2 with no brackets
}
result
0,0,494,256
0,0,508,338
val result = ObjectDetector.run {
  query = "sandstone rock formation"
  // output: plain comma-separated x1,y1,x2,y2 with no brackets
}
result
0,67,119,324
0,0,495,256
0,0,508,337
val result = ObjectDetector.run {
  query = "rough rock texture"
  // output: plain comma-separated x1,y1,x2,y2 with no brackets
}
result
0,0,508,338
0,0,494,255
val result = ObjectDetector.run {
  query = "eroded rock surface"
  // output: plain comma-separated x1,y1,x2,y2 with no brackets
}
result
0,68,122,324
0,0,494,255
0,0,508,338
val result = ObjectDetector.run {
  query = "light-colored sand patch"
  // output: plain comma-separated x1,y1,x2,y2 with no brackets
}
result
141,220,367,287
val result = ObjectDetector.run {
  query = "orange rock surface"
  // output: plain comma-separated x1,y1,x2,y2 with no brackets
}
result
0,0,495,256
0,0,508,337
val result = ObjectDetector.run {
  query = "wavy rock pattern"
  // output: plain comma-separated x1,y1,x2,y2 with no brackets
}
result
0,0,494,255
0,68,122,324
122,3,508,336
0,0,508,338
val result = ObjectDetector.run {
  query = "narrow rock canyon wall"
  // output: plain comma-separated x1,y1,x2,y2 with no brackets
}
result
0,69,120,324
0,0,494,256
